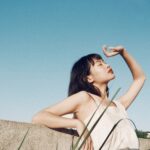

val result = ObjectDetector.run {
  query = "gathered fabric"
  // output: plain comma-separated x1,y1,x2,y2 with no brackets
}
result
81,99,139,150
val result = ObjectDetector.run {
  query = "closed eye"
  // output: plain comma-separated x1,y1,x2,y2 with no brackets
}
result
94,59,106,66
97,62,102,66
97,62,107,66
102,60,106,64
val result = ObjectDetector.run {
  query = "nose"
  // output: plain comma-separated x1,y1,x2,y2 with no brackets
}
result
102,61,111,69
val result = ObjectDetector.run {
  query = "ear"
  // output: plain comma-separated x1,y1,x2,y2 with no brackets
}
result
87,75,94,83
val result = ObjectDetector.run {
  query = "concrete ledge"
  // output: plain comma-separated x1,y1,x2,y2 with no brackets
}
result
0,119,78,150
0,119,150,150
139,138,150,150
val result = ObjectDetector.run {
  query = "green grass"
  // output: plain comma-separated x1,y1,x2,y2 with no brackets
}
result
136,129,150,139
72,87,121,150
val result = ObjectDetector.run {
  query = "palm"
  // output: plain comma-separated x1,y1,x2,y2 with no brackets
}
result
102,45,124,57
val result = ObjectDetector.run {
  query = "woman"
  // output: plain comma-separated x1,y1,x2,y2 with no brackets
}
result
32,45,146,150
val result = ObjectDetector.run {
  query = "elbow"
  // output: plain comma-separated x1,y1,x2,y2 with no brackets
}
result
31,112,44,124
135,74,147,81
31,115,39,124
141,74,146,81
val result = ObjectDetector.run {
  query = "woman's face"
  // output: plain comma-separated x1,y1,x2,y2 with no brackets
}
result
87,58,115,84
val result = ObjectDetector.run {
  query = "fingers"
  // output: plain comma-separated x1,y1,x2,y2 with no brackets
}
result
85,137,94,150
102,45,124,51
89,140,92,150
102,45,107,52
110,45,124,51
82,138,89,150
81,135,94,150
88,138,91,150
101,45,123,57
81,138,87,150
83,140,87,150
90,137,94,150
102,45,110,57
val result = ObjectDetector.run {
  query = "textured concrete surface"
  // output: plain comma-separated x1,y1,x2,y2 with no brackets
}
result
139,138,150,150
0,119,150,150
0,119,78,150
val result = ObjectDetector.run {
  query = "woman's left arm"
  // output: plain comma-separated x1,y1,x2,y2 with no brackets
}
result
118,48,146,110
102,45,146,110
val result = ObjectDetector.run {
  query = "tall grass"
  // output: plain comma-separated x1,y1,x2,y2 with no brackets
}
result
72,87,121,150
17,87,140,150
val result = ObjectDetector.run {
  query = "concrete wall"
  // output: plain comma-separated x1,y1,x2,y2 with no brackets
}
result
0,119,150,150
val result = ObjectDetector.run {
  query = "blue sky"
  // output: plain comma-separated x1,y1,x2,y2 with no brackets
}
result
0,0,149,131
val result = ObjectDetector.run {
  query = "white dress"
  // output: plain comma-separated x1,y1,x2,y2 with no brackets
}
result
79,98,139,150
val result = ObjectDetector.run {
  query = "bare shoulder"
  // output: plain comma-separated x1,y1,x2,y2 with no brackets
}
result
74,90,92,107
78,91,91,101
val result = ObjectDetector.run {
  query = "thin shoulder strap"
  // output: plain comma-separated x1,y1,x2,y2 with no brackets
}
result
87,92,100,107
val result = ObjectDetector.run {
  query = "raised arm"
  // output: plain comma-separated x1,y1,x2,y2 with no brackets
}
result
31,91,90,129
102,45,146,110
118,48,146,110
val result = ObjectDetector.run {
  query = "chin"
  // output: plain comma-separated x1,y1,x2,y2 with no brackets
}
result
110,75,116,80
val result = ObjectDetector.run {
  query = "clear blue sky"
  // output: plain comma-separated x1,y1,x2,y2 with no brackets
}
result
0,0,149,131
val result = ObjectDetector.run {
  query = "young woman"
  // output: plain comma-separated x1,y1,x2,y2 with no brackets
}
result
32,45,146,150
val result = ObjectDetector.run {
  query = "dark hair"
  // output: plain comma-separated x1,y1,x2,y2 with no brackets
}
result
68,53,109,97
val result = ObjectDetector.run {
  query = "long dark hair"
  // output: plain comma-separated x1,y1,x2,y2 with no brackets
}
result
68,53,109,97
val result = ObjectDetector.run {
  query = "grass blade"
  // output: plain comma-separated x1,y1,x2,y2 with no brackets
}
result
72,102,101,150
124,118,140,149
17,128,30,150
99,118,124,149
73,87,121,150
99,118,140,149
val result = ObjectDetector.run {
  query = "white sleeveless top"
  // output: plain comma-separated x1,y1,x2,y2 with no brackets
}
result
78,97,139,150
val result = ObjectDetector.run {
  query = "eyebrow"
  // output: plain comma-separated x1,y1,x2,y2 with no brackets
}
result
95,60,103,63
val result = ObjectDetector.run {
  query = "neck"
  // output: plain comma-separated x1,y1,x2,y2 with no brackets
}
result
93,82,108,100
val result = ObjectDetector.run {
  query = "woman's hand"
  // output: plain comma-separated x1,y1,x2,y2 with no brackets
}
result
102,45,125,57
76,120,94,150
